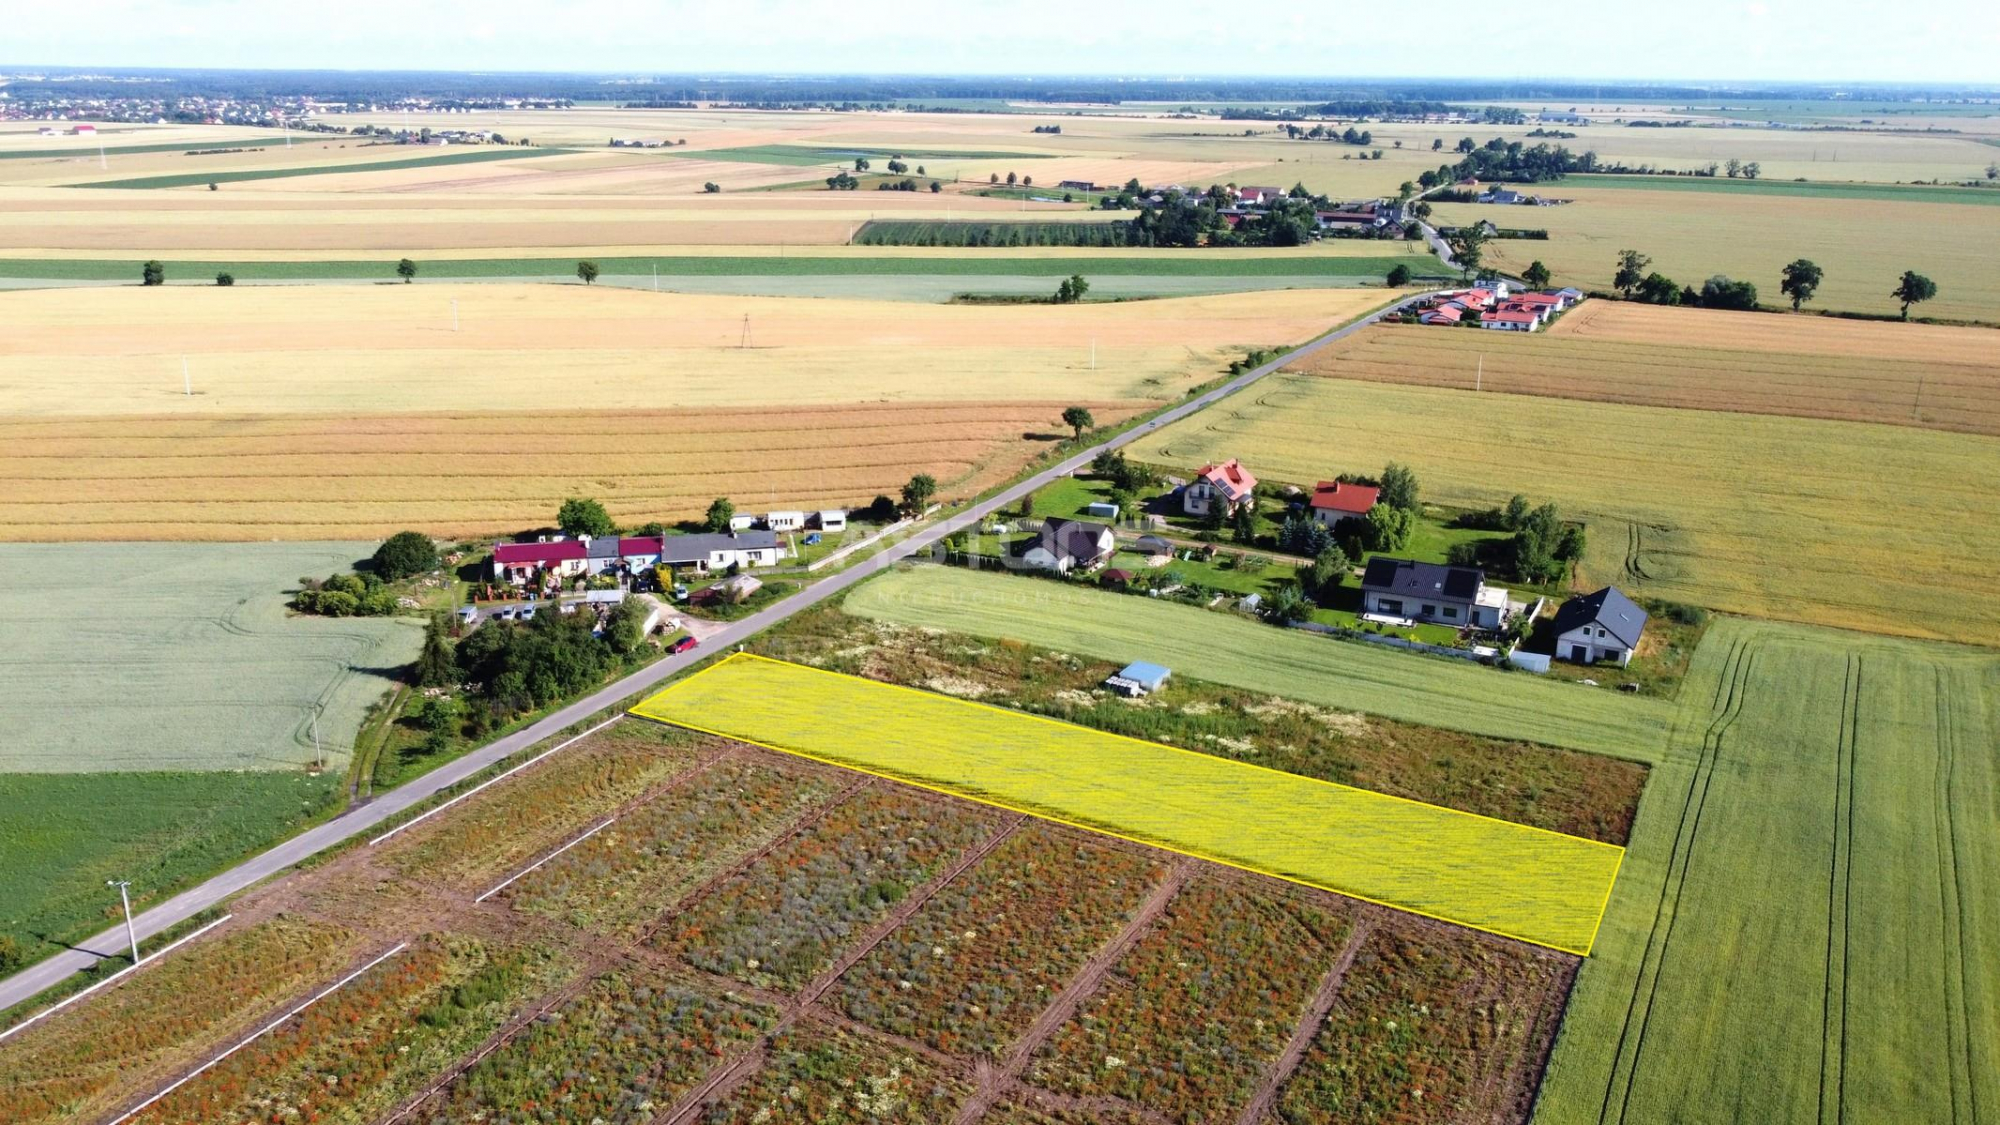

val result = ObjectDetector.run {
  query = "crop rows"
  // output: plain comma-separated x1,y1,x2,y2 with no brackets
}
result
504,756,842,936
1030,877,1352,1123
831,823,1167,1058
405,966,774,1125
659,787,997,991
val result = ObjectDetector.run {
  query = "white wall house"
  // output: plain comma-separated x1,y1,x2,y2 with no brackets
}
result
1183,459,1257,517
1553,586,1649,666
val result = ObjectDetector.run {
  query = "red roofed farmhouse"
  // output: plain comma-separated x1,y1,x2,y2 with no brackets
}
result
1183,459,1257,517
1310,480,1380,527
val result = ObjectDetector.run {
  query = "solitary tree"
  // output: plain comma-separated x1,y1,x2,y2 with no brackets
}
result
141,260,165,286
1778,259,1822,311
1444,226,1487,280
703,181,720,192
396,258,418,284
901,473,938,514
412,613,458,688
1053,274,1089,304
215,271,235,287
1890,270,1937,320
929,180,942,193
371,530,439,580
576,260,600,285
556,497,616,538
1522,260,1552,289
1613,249,1651,297
1386,263,1413,287
1062,405,1095,438
704,496,736,533
1431,137,1443,151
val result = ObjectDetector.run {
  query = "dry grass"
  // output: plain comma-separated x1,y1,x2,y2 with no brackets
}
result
0,401,1133,540
0,284,1377,414
1289,307,2000,436
1140,375,2000,644
1430,185,2000,322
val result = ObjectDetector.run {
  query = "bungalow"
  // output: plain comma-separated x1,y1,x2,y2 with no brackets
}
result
657,530,781,574
1478,189,1527,205
1482,309,1541,332
1360,557,1510,629
1104,661,1171,697
1023,517,1115,573
492,539,589,583
1309,480,1379,527
814,509,847,532
1419,306,1463,326
1495,300,1551,325
1553,586,1649,666
766,510,807,532
1445,289,1496,312
1183,459,1258,517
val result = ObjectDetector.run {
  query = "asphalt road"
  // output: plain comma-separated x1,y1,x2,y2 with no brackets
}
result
0,290,1432,1014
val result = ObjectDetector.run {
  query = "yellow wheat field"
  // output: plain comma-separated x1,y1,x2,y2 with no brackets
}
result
0,284,1382,415
634,654,1624,955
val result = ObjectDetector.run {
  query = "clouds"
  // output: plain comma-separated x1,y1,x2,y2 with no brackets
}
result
5,0,1993,82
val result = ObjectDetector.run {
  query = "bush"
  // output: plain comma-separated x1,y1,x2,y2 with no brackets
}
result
371,530,439,580
1661,601,1709,626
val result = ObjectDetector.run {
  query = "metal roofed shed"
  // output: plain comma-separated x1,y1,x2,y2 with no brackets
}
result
1105,661,1171,697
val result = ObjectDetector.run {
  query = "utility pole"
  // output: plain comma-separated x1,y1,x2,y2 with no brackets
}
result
1475,354,1483,393
107,880,140,963
182,356,191,397
740,314,751,349
311,707,323,772
1913,372,1927,421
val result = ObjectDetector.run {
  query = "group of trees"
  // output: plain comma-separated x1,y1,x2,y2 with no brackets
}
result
1263,464,1421,624
1450,495,1586,584
1276,123,1375,146
987,171,1034,187
1616,249,1939,318
1414,137,1595,190
1051,274,1090,303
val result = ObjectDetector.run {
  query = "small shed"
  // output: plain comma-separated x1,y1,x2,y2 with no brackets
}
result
1105,661,1172,697
815,509,847,532
1084,501,1120,519
1101,568,1134,587
767,511,807,532
729,514,757,532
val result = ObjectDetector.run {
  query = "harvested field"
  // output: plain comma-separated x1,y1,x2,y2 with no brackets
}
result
0,402,1130,540
1141,375,2000,644
1289,307,2000,436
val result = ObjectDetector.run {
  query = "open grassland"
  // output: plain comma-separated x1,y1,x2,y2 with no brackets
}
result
1536,618,2000,1125
0,284,1370,415
633,654,1626,954
1290,308,2000,436
0,543,419,768
0,402,1134,540
1431,186,2000,322
839,567,1671,762
1141,376,2000,644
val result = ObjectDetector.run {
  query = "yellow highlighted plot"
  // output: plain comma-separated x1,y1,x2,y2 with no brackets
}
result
632,654,1623,954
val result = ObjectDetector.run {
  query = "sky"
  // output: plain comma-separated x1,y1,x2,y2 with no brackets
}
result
6,0,1997,85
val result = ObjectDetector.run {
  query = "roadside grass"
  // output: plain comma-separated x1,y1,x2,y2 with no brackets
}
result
71,146,566,189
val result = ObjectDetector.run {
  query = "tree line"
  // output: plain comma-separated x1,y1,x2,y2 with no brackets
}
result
1612,250,1938,318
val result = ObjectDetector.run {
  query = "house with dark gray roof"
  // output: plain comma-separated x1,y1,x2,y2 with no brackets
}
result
1552,586,1648,666
1360,557,1511,629
1022,518,1115,573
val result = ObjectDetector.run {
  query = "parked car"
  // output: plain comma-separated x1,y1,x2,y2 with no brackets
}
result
669,635,699,654
496,606,517,621
803,533,822,546
519,605,536,620
669,583,690,602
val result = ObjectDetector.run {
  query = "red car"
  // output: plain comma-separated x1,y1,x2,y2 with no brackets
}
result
669,635,700,655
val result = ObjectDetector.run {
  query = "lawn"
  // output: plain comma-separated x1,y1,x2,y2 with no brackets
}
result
840,566,1672,763
1535,617,2000,1125
71,146,566,189
1140,375,2000,645
633,654,1626,954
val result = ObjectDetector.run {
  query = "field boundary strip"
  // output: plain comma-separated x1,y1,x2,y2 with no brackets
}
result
630,653,1624,955
474,815,619,903
0,913,234,1043
366,714,623,847
104,941,409,1125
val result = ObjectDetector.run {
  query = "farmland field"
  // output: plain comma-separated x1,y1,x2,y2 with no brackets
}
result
1430,185,2000,322
1139,375,2000,644
74,145,569,189
632,654,1627,954
1536,617,2000,1125
1289,306,2000,436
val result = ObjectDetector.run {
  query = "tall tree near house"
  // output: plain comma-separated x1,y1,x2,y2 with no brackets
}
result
1231,503,1256,545
1890,270,1937,319
1061,405,1094,438
371,530,439,580
396,258,418,283
901,473,938,515
1779,259,1822,311
576,260,600,285
1522,260,1552,289
1378,462,1420,512
556,497,616,538
704,497,735,533
1613,249,1651,297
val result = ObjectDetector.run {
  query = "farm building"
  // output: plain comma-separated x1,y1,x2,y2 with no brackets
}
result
1025,517,1116,573
1084,501,1121,520
1360,557,1510,629
1309,480,1379,527
1057,179,1101,192
69,124,97,135
728,514,757,532
1553,586,1649,666
1104,661,1171,697
814,509,848,532
1420,306,1463,326
766,510,807,532
1183,459,1257,517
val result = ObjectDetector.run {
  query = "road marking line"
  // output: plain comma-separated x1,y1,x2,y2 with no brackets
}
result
367,714,623,847
0,914,234,1044
106,941,409,1125
475,815,618,903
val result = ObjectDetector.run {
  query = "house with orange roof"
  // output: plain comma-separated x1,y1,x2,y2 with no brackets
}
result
1309,480,1380,528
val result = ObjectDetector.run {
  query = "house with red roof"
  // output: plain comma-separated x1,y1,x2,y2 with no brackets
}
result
1183,459,1258,517
492,530,780,584
1310,481,1380,528
1482,308,1541,332
1419,305,1463,326
1236,186,1285,205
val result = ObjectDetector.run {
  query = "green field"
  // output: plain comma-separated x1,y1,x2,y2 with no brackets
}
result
667,143,1053,166
842,566,1672,762
0,771,340,963
0,136,295,160
635,654,1625,954
0,543,421,772
72,146,566,189
1139,376,2000,645
1563,173,2000,205
1536,616,2000,1125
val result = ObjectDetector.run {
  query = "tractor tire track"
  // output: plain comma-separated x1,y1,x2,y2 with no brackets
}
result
1932,669,1974,1125
1819,656,1860,1125
1232,915,1376,1125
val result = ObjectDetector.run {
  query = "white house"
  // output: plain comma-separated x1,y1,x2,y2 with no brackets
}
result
1025,518,1115,573
1553,586,1649,666
1183,459,1257,517
1309,480,1379,527
1359,557,1511,630
1481,309,1540,332
766,510,807,532
659,530,781,574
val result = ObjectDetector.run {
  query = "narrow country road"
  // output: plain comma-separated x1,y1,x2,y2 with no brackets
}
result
0,288,1435,1015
